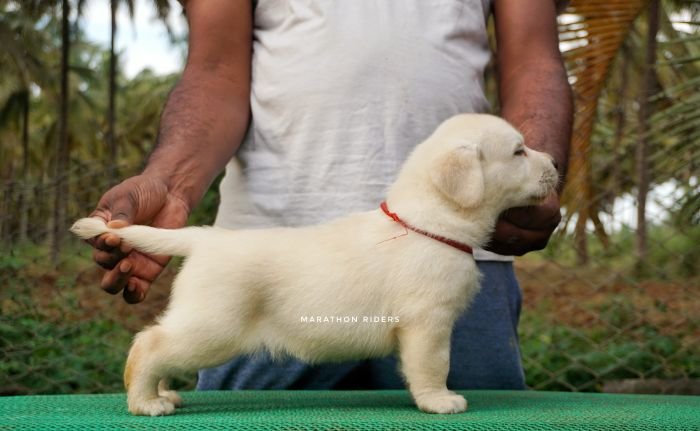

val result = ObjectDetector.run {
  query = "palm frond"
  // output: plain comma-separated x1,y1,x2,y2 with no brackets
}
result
559,0,647,258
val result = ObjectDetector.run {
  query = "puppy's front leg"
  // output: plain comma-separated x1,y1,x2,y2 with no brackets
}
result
399,326,467,414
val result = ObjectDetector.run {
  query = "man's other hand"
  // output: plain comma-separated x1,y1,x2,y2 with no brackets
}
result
486,193,561,256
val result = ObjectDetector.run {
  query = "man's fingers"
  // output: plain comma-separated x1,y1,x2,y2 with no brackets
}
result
89,210,109,224
487,219,553,256
491,193,561,255
104,251,169,303
90,233,119,252
107,219,130,229
123,277,151,304
502,205,560,231
94,249,124,270
502,195,561,231
99,250,165,302
100,259,133,294
126,251,170,281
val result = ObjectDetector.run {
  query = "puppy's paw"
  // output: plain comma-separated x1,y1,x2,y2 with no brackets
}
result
158,388,183,407
415,391,467,414
128,397,176,416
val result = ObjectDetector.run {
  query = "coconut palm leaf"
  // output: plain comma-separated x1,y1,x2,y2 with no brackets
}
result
559,0,700,265
559,0,647,262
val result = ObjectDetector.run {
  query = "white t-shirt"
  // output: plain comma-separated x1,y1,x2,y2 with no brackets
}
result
215,0,509,261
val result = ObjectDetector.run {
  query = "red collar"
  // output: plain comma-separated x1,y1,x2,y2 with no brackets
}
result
379,201,474,255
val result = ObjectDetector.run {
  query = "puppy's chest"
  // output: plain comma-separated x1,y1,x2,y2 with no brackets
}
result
395,251,478,297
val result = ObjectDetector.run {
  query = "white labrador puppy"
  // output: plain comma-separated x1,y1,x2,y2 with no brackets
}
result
71,114,559,416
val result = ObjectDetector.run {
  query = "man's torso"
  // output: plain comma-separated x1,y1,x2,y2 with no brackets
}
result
216,0,507,260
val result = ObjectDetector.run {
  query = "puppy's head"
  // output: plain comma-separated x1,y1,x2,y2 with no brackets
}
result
426,114,559,212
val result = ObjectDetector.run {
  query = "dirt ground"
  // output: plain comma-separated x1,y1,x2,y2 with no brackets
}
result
515,259,699,339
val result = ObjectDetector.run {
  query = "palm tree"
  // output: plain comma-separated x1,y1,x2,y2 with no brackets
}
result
77,0,172,185
106,0,130,183
51,0,71,263
560,0,700,267
635,0,660,271
0,89,30,242
559,0,646,265
0,1,52,243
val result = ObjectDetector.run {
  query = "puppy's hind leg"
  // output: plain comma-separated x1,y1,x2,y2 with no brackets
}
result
124,316,244,416
398,325,467,414
124,326,177,416
158,379,182,407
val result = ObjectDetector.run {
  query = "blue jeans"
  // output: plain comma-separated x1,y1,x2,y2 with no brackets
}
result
197,261,525,390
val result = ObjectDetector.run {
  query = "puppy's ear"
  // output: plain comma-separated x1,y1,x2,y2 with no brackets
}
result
429,144,484,208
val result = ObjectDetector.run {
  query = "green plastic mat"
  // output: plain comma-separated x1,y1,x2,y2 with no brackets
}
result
1,390,699,430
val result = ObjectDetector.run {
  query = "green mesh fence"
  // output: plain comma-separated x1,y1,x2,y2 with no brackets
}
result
2,390,700,431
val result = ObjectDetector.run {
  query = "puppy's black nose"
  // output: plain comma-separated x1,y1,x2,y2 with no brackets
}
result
551,159,559,171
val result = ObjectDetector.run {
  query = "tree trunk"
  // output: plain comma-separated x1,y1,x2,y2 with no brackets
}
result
613,43,629,217
635,0,659,274
613,47,629,152
51,0,71,264
574,214,589,265
108,0,119,184
19,89,30,243
0,166,13,246
570,118,595,266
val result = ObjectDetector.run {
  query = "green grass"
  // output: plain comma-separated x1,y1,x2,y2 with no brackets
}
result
1,243,133,395
520,311,700,392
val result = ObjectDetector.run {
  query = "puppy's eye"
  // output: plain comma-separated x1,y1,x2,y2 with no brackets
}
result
514,148,527,156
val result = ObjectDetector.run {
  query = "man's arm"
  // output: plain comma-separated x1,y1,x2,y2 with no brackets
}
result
90,0,253,302
144,0,253,208
487,0,573,255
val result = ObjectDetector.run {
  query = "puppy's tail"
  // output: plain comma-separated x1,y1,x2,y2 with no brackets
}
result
70,217,203,257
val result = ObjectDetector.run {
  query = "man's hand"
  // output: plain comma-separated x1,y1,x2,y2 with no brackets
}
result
88,175,190,303
486,194,562,256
